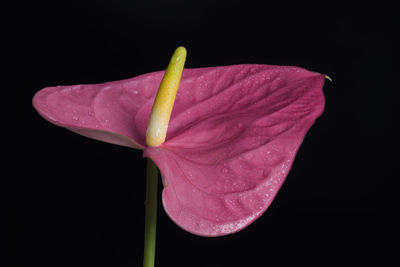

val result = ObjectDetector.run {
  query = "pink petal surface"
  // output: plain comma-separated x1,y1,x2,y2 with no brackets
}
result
33,71,166,149
33,64,325,236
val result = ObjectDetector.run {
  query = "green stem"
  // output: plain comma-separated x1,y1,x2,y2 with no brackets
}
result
143,159,158,267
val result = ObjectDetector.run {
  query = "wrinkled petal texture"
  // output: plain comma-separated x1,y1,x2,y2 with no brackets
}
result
33,71,168,149
33,64,325,237
145,65,325,236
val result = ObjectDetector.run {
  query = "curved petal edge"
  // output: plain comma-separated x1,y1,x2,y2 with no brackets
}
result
145,64,326,236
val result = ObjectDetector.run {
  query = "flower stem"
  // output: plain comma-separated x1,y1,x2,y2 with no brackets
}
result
143,159,158,267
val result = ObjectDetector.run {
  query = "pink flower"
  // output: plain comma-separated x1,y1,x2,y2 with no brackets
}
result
33,64,326,236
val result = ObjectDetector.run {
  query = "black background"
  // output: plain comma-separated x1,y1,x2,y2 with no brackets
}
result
4,1,398,266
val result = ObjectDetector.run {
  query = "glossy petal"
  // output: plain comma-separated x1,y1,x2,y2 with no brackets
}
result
33,71,166,149
145,65,325,236
33,64,326,236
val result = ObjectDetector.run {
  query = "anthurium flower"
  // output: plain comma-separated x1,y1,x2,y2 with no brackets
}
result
33,53,326,236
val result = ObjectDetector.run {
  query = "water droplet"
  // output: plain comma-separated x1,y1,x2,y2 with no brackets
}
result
244,153,254,160
221,167,228,173
133,90,138,94
72,116,79,121
187,171,193,177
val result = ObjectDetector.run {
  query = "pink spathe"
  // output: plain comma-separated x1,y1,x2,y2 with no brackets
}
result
33,64,326,236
